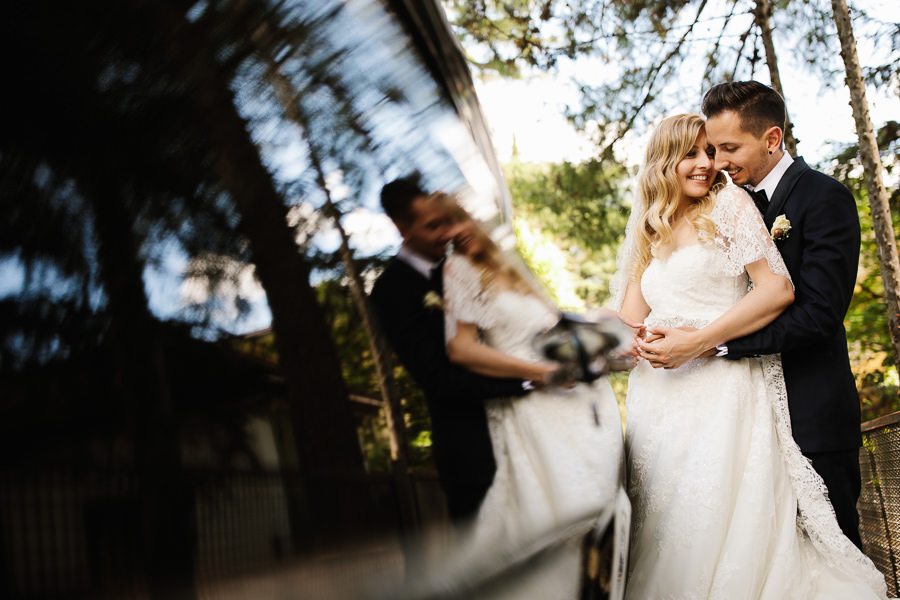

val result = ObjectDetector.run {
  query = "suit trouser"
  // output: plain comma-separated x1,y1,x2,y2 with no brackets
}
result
804,448,863,550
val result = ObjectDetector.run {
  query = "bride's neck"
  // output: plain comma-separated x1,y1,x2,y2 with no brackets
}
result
671,197,697,223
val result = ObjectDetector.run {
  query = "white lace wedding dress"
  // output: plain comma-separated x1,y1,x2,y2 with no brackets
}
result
621,185,887,599
440,253,625,598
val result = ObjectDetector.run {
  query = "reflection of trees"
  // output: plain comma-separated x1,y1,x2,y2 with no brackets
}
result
157,0,366,472
0,0,520,585
261,38,422,527
0,0,438,595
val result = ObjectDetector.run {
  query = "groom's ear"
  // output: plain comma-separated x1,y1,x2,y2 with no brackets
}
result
395,214,416,242
396,220,411,240
763,126,783,153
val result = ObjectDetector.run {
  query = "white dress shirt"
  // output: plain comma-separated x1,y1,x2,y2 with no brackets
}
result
749,152,794,200
397,245,439,279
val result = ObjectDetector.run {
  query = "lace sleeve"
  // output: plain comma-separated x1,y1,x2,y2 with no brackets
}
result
443,254,494,343
712,184,792,284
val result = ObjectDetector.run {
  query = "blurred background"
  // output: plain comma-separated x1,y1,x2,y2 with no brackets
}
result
0,0,898,598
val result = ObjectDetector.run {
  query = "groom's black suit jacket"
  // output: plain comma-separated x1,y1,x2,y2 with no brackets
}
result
727,157,862,454
370,257,528,519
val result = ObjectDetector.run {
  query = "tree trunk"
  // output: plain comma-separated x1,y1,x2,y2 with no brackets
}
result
753,0,798,156
831,0,900,376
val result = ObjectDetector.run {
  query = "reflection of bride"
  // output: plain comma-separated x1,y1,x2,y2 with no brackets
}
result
615,114,887,599
438,198,624,598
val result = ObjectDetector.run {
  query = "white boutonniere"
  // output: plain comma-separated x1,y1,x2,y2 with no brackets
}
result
423,291,443,311
770,214,791,242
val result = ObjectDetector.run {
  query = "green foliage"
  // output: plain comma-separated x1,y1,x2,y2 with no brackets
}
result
316,275,435,471
356,413,393,474
823,121,900,421
846,188,900,421
505,157,632,309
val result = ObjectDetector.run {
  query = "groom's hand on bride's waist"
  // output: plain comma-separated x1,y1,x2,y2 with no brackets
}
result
638,326,715,369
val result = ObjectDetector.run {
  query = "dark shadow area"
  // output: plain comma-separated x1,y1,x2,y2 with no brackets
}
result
0,0,522,598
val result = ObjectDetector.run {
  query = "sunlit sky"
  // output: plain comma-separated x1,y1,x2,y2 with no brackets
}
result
476,72,900,167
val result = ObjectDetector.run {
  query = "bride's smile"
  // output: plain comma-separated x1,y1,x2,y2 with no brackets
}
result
447,213,489,259
676,129,718,200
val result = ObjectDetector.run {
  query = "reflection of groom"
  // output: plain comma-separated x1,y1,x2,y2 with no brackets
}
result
370,176,530,522
641,81,863,547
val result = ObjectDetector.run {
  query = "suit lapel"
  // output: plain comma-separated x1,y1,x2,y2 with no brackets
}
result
765,156,810,227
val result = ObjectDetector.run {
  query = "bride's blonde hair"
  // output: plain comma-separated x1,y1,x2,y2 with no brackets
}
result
630,114,727,281
439,195,534,295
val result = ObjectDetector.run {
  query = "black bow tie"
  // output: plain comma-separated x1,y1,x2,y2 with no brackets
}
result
745,187,769,214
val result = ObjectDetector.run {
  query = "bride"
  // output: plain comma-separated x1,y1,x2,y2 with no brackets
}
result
615,113,887,598
436,197,625,598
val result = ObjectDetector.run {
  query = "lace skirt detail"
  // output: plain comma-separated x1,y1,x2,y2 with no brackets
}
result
624,351,887,599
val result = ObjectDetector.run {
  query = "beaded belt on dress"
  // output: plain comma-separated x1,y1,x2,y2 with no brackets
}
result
644,316,711,329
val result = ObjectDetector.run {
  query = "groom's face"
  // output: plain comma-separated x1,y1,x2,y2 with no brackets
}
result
398,195,451,262
705,110,773,188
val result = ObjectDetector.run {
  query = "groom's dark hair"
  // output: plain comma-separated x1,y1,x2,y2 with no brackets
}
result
701,81,786,138
381,174,428,225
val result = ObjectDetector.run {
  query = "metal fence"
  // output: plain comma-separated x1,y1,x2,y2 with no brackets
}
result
860,411,900,597
0,470,143,599
0,468,441,599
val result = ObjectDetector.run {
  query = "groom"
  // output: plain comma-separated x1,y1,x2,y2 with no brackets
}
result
640,81,864,547
370,176,531,522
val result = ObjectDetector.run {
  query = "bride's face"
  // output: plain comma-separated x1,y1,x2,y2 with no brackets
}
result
675,130,717,200
448,216,488,258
